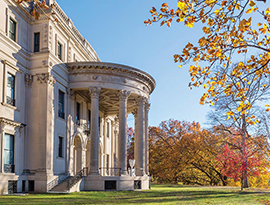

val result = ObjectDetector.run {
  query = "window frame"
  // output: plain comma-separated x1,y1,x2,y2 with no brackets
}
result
58,90,65,119
33,32,40,52
4,133,15,173
6,72,15,107
76,102,80,125
9,18,16,42
106,121,110,138
57,42,62,60
58,136,64,158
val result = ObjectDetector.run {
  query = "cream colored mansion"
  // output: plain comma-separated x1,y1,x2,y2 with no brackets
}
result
0,0,155,194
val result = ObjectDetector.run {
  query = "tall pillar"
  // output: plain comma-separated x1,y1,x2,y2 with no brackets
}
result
89,87,101,175
144,102,150,176
135,96,145,176
117,90,130,175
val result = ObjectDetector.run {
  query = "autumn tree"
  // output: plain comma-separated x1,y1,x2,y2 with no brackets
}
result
216,130,269,190
206,63,270,187
127,127,135,165
149,119,227,185
145,0,270,122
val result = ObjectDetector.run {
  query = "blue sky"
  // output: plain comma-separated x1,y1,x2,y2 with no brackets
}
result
56,0,211,127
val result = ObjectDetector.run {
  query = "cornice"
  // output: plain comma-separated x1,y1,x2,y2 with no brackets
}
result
66,62,156,94
0,117,21,132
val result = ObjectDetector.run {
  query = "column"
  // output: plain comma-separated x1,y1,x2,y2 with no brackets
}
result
117,90,130,175
135,96,145,176
89,87,101,175
144,102,150,176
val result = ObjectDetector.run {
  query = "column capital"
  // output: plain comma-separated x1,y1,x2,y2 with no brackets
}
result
89,87,101,99
117,90,131,101
145,103,150,112
67,88,74,98
136,96,148,107
25,74,33,88
132,108,138,117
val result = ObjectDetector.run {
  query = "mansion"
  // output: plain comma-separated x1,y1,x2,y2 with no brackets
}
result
0,0,155,194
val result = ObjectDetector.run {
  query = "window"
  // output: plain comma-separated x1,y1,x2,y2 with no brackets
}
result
6,73,15,106
4,134,15,173
58,90,65,119
107,122,110,138
98,116,101,135
106,154,109,175
76,102,80,125
9,18,16,41
87,109,91,130
34,32,40,52
57,42,62,60
58,136,63,158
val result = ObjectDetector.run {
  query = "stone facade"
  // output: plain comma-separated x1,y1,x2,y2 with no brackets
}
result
0,0,155,194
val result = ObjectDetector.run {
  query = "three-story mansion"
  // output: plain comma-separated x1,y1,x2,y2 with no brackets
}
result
0,0,155,194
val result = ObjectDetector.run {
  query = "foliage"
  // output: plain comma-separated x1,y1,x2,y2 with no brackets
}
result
145,0,270,123
216,131,268,189
149,119,270,189
149,119,226,185
127,127,134,165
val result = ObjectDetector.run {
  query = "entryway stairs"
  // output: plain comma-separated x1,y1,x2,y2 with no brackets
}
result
47,167,88,193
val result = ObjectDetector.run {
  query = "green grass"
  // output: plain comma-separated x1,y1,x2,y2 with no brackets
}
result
1,184,270,204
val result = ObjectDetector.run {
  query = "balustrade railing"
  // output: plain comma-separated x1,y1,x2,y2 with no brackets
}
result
6,96,15,106
67,167,88,190
99,167,121,176
4,164,15,173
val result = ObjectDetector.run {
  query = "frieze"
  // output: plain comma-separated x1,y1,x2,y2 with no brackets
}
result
67,62,155,94
37,73,55,85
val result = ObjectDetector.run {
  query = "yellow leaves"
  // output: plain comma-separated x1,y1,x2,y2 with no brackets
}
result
258,24,269,34
186,21,194,28
249,0,256,7
177,1,187,10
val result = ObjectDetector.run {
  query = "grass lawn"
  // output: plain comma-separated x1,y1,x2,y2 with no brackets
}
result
1,184,270,204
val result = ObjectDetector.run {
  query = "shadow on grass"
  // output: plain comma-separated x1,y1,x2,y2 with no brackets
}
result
0,185,269,204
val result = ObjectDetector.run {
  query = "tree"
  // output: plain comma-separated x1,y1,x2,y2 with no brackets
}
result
206,63,270,188
216,130,268,190
145,0,270,122
127,127,135,165
149,119,227,185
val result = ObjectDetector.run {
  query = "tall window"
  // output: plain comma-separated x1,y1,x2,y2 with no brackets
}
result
106,154,109,175
4,134,15,173
88,109,91,130
76,102,80,125
107,122,110,138
7,73,15,106
57,42,62,60
58,136,63,158
34,32,40,52
9,18,16,41
58,90,65,119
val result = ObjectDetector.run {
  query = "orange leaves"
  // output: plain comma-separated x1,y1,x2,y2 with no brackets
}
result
145,1,270,125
